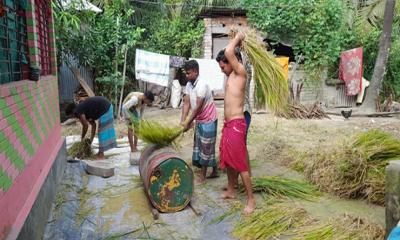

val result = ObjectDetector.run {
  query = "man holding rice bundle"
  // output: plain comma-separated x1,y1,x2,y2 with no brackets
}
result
65,96,117,160
181,60,219,184
216,33,256,214
121,91,154,164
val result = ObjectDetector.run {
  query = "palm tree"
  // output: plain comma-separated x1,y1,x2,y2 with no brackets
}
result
355,0,400,30
357,0,397,112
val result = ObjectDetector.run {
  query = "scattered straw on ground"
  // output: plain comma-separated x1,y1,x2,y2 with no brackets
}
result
293,214,384,240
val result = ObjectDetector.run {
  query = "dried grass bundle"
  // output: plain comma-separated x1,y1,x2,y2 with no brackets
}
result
298,130,400,205
241,30,289,114
137,120,183,146
68,138,93,159
293,214,384,240
251,176,320,201
233,203,309,240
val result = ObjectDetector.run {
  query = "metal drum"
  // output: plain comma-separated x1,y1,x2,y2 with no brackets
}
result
139,145,193,212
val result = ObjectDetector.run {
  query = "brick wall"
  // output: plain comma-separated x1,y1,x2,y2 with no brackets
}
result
202,16,249,59
289,67,357,107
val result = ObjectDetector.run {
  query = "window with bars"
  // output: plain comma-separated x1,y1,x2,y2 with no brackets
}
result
35,0,51,76
0,0,29,84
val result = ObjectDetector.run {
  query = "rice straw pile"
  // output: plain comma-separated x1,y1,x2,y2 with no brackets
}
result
241,30,289,114
296,130,400,205
293,214,384,240
137,120,183,146
233,203,309,240
68,138,93,159
251,176,320,201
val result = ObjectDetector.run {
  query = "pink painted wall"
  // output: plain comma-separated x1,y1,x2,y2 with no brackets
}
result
1,1,62,238
0,76,62,240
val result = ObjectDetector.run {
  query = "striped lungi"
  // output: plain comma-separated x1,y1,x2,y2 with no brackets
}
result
98,105,117,152
192,120,217,168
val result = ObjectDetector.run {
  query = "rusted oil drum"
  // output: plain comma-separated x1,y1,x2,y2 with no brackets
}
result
139,145,193,212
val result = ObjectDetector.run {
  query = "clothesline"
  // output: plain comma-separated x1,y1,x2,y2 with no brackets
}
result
135,48,225,91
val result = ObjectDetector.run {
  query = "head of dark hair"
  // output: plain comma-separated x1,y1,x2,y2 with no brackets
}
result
144,91,155,102
183,60,199,72
215,47,242,64
65,102,77,117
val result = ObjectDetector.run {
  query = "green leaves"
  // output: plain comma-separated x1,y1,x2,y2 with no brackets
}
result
243,0,350,80
142,15,204,58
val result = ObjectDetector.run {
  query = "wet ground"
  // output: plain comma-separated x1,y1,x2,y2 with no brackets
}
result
45,104,400,239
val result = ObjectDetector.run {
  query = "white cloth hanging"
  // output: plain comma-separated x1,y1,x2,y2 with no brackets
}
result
192,58,226,91
135,49,170,87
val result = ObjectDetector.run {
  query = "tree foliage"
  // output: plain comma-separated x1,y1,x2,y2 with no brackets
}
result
142,15,204,58
243,0,353,79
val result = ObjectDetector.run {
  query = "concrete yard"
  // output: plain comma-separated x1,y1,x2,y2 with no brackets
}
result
43,105,399,239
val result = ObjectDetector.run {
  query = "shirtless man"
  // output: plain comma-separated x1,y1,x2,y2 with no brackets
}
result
216,33,256,214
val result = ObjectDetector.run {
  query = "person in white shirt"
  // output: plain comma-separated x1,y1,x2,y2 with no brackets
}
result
122,91,154,163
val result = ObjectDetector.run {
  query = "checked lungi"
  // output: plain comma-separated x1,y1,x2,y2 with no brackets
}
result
98,105,117,152
192,119,218,168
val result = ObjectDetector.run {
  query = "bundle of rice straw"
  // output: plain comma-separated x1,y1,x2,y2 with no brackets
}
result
293,214,384,240
137,120,183,146
240,30,289,114
251,176,320,201
68,138,93,159
233,203,309,240
298,130,400,205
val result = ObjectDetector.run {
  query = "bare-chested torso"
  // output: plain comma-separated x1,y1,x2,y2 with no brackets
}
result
224,70,247,121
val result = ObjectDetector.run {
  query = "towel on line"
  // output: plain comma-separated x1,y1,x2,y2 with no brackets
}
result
135,49,170,87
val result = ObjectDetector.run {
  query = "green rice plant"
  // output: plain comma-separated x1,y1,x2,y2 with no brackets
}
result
251,176,320,201
68,138,93,159
232,203,309,240
137,120,183,146
241,30,289,114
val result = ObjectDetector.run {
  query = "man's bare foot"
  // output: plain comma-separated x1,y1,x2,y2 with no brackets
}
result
94,155,106,160
94,152,106,160
221,184,239,191
243,199,256,215
220,190,236,199
132,148,139,152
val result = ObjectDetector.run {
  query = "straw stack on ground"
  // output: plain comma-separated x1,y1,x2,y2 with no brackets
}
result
296,130,400,205
239,30,289,114
137,120,183,146
233,203,309,240
232,203,384,240
293,214,384,240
